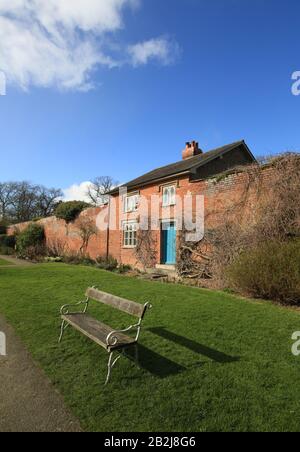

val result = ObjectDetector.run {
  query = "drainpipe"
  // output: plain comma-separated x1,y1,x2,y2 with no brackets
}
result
106,196,111,259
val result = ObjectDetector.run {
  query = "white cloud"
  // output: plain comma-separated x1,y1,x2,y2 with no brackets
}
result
63,181,92,202
0,0,179,91
128,37,179,66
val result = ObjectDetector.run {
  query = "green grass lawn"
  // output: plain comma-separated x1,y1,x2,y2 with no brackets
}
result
0,257,13,266
0,264,300,432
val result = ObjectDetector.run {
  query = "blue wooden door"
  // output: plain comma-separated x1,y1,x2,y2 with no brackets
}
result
162,223,176,264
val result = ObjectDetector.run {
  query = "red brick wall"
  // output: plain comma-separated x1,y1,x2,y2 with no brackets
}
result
107,168,273,268
8,168,273,268
8,207,108,260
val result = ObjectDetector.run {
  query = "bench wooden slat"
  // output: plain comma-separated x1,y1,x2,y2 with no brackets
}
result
86,288,146,318
62,314,136,350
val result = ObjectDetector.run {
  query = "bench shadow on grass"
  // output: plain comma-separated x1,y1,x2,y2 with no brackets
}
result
148,327,239,364
123,327,239,379
123,345,186,378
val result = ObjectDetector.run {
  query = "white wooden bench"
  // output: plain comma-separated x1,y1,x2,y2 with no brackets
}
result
58,287,152,385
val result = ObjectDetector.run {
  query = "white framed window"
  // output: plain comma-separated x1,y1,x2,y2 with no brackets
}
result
123,221,138,248
162,185,176,207
124,193,139,213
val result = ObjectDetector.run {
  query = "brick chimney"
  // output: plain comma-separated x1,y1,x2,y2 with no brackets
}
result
182,141,203,160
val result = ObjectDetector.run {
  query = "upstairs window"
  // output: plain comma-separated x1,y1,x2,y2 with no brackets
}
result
162,185,176,207
123,221,138,248
124,193,139,213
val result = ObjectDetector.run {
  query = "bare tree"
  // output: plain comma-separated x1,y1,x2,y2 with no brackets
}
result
135,218,158,270
0,182,18,220
77,216,98,254
86,176,118,206
34,186,62,218
9,182,37,222
0,181,62,223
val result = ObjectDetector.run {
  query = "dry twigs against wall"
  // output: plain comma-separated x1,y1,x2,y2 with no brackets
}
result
177,153,300,287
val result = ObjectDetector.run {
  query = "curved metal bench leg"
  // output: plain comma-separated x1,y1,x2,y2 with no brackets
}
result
105,351,121,385
58,320,69,343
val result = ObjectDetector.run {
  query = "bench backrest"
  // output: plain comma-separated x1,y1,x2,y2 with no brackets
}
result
86,287,147,319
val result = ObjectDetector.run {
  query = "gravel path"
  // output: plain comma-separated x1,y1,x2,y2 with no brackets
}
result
0,315,82,432
0,255,34,267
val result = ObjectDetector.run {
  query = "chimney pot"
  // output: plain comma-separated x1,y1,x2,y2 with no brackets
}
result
182,140,203,160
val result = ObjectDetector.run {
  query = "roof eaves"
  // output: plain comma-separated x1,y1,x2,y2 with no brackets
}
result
110,170,191,195
109,140,253,195
241,140,257,162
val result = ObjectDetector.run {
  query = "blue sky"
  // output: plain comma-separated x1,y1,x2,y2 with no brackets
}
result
0,0,299,198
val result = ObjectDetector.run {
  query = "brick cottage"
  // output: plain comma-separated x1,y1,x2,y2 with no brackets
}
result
9,140,259,270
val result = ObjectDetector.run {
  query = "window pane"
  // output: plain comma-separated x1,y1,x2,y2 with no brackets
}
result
163,188,168,206
124,194,139,212
123,221,138,247
170,187,175,205
163,186,176,206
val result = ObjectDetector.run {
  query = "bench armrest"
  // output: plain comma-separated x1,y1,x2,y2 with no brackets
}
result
60,298,89,316
106,322,140,347
106,302,152,347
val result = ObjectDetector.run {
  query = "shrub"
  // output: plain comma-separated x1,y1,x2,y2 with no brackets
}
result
226,240,300,305
0,221,7,235
61,253,95,266
46,239,69,258
55,201,90,223
44,257,63,263
0,244,14,256
0,234,16,255
16,223,45,259
0,234,16,249
95,255,118,271
21,244,46,261
117,264,132,274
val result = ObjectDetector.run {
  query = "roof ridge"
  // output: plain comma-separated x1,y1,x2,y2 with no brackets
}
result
111,140,248,193
141,140,245,174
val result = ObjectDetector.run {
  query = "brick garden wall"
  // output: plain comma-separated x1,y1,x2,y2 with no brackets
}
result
8,207,108,260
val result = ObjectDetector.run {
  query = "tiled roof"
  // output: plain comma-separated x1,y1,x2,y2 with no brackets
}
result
111,140,252,193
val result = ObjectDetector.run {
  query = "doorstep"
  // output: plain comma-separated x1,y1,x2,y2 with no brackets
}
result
156,264,176,272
